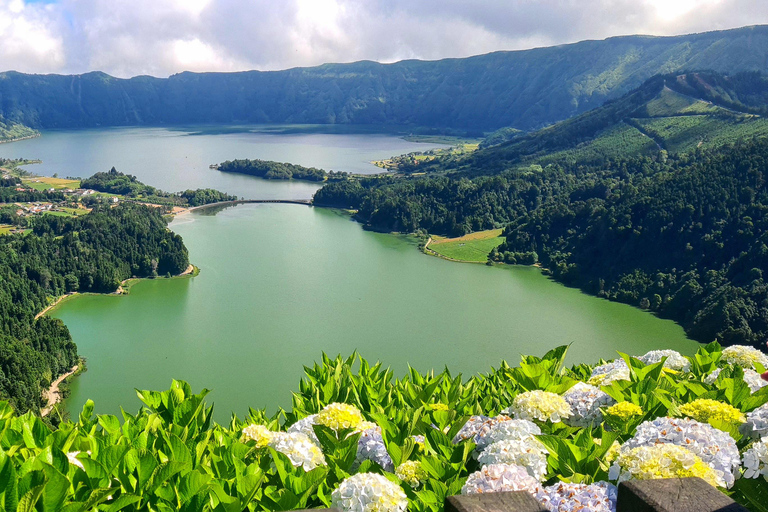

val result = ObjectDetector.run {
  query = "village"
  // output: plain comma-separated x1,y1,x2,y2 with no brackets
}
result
0,170,120,235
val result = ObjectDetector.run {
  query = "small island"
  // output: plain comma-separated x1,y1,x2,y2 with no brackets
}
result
214,158,348,182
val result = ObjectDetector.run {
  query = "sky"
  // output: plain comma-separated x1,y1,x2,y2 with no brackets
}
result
1,0,767,78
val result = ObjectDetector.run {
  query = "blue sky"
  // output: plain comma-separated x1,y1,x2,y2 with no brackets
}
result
0,0,767,77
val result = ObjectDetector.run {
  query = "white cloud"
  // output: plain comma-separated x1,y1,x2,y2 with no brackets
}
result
0,0,765,77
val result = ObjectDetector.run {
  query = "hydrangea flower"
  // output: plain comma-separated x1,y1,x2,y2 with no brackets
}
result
504,390,572,423
603,402,643,424
461,463,541,495
620,417,740,487
562,382,616,427
286,415,320,445
705,367,768,393
352,423,394,472
635,350,691,372
332,473,408,512
268,432,326,471
476,438,549,481
395,460,428,488
740,403,768,440
722,345,768,370
535,481,618,512
609,444,724,488
316,403,364,431
677,399,745,427
427,403,450,411
452,415,513,444
589,359,630,386
473,418,541,452
743,440,768,480
241,424,273,448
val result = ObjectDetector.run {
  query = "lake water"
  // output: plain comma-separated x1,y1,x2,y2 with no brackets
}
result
0,127,700,420
0,125,443,200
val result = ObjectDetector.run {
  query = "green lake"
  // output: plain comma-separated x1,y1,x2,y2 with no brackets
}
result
0,126,701,420
53,204,698,420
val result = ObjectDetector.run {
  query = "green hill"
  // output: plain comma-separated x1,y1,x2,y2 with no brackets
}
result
0,116,38,142
3,26,768,132
427,71,768,175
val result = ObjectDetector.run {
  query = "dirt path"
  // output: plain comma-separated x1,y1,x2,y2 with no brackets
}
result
34,293,75,320
41,365,78,416
180,264,194,276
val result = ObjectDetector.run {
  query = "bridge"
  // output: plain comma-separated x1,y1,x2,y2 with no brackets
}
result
188,199,312,211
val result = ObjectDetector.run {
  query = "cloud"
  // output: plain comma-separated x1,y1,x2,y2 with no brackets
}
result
0,0,766,77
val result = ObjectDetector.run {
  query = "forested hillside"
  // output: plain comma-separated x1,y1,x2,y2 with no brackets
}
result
0,203,189,413
2,26,768,132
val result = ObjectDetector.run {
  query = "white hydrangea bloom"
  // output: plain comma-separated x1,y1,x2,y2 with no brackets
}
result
635,350,691,372
287,414,320,445
268,432,326,471
589,359,631,386
452,415,518,444
740,403,768,440
473,418,541,452
722,345,768,370
743,440,768,480
461,463,541,495
332,472,407,512
705,367,768,393
352,423,394,472
504,390,572,423
563,382,616,428
476,438,549,481
621,417,740,488
535,481,618,512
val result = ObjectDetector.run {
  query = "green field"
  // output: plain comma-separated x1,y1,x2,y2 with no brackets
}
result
22,176,80,191
428,229,504,262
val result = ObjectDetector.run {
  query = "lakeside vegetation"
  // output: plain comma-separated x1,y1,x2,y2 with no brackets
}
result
81,167,238,206
0,201,190,413
1,345,767,511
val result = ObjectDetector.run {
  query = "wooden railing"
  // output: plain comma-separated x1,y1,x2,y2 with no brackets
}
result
294,478,749,512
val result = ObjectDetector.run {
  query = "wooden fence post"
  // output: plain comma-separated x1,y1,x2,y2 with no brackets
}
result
445,492,546,512
617,478,749,512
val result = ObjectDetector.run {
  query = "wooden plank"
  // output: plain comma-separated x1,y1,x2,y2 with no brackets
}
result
446,492,546,512
617,478,748,512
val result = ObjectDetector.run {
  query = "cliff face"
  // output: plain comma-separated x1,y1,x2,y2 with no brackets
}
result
3,26,768,132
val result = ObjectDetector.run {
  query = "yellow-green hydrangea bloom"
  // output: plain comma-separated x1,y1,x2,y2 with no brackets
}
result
678,399,746,427
609,444,724,488
316,402,364,431
604,402,643,423
395,460,428,488
241,424,273,448
505,390,572,423
427,403,450,412
722,345,768,370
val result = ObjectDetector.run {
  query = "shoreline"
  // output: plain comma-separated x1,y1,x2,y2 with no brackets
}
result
41,364,79,417
0,133,41,145
37,264,199,317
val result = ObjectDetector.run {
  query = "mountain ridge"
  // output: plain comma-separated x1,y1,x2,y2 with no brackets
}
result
2,25,768,134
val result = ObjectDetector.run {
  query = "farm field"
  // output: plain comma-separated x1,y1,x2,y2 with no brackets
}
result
428,229,504,262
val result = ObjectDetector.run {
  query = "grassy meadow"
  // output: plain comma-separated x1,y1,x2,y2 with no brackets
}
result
428,229,504,262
